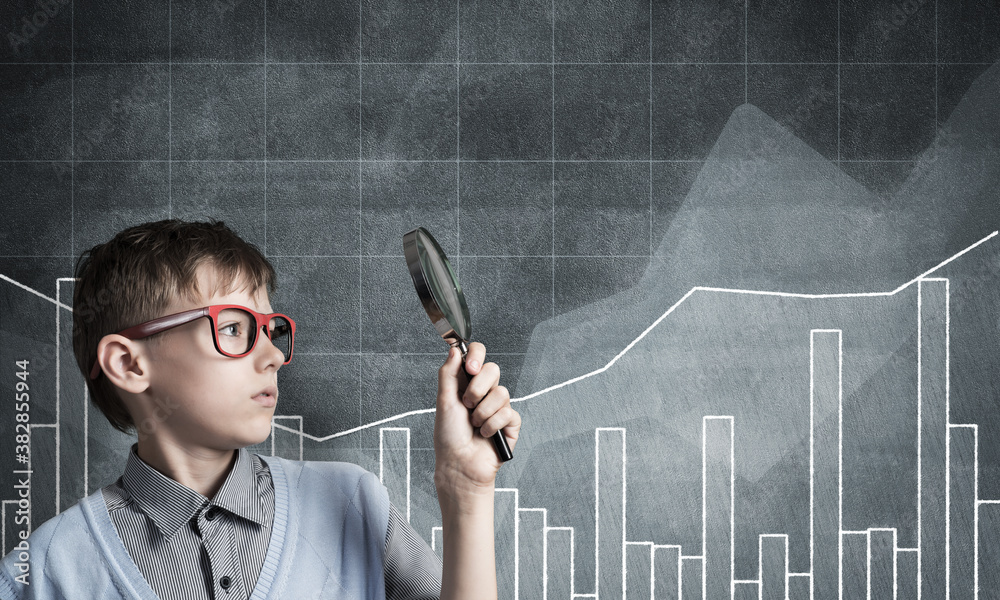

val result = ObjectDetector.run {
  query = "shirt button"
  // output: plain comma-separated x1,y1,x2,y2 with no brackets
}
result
220,575,232,590
206,508,218,521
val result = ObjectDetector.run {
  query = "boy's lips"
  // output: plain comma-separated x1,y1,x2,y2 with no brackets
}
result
252,386,278,407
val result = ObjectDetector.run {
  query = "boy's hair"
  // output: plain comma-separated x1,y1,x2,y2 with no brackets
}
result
72,219,277,434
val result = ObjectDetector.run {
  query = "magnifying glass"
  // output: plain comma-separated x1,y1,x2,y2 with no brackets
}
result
403,227,514,463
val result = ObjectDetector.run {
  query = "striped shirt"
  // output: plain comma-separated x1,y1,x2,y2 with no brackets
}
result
103,444,441,600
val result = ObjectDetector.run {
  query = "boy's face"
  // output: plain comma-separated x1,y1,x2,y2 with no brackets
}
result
138,262,284,452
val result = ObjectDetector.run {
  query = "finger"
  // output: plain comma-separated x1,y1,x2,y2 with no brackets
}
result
502,409,521,451
462,362,500,409
470,385,510,428
504,413,521,452
479,405,520,440
464,341,486,374
436,346,464,410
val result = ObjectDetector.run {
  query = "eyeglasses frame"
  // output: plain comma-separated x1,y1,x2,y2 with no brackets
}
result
89,304,296,380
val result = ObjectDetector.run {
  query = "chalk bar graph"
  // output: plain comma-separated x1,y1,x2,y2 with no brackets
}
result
366,280,993,599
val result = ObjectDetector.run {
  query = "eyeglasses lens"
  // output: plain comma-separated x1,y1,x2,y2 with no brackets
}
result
216,309,292,362
268,315,293,362
217,309,256,356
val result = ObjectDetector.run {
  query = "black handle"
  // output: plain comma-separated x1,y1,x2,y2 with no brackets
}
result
459,348,513,463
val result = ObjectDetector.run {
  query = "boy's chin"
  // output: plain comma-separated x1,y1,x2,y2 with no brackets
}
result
242,416,276,447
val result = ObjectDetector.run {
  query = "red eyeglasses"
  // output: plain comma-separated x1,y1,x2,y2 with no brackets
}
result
89,305,295,380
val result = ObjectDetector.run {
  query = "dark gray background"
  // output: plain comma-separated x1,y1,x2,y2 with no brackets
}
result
1,0,999,595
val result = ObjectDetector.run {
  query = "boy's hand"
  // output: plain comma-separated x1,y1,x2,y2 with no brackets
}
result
434,342,521,500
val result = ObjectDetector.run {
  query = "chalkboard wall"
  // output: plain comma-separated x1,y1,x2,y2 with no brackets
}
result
2,0,999,597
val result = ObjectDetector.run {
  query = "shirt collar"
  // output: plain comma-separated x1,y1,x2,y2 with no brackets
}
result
119,444,269,540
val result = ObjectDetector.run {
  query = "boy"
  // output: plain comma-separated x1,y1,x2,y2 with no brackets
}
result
0,219,520,599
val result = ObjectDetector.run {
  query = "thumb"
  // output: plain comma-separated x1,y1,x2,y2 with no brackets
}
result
436,346,464,409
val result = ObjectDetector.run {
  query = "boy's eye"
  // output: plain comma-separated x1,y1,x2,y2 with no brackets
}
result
219,323,242,337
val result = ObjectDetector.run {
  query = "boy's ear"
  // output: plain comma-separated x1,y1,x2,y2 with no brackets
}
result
96,335,151,394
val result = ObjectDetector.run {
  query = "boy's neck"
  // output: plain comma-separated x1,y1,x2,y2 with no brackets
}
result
135,437,237,499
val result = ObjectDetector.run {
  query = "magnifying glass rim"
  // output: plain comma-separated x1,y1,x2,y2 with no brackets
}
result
403,227,472,343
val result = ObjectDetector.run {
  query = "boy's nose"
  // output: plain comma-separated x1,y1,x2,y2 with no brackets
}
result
254,326,286,370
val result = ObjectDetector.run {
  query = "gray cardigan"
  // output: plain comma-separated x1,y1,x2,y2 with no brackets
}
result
0,457,390,600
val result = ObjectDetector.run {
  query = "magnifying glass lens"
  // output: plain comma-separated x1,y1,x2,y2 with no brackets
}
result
414,230,471,341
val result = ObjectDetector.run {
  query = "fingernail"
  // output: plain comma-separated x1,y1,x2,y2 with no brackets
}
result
468,359,480,371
